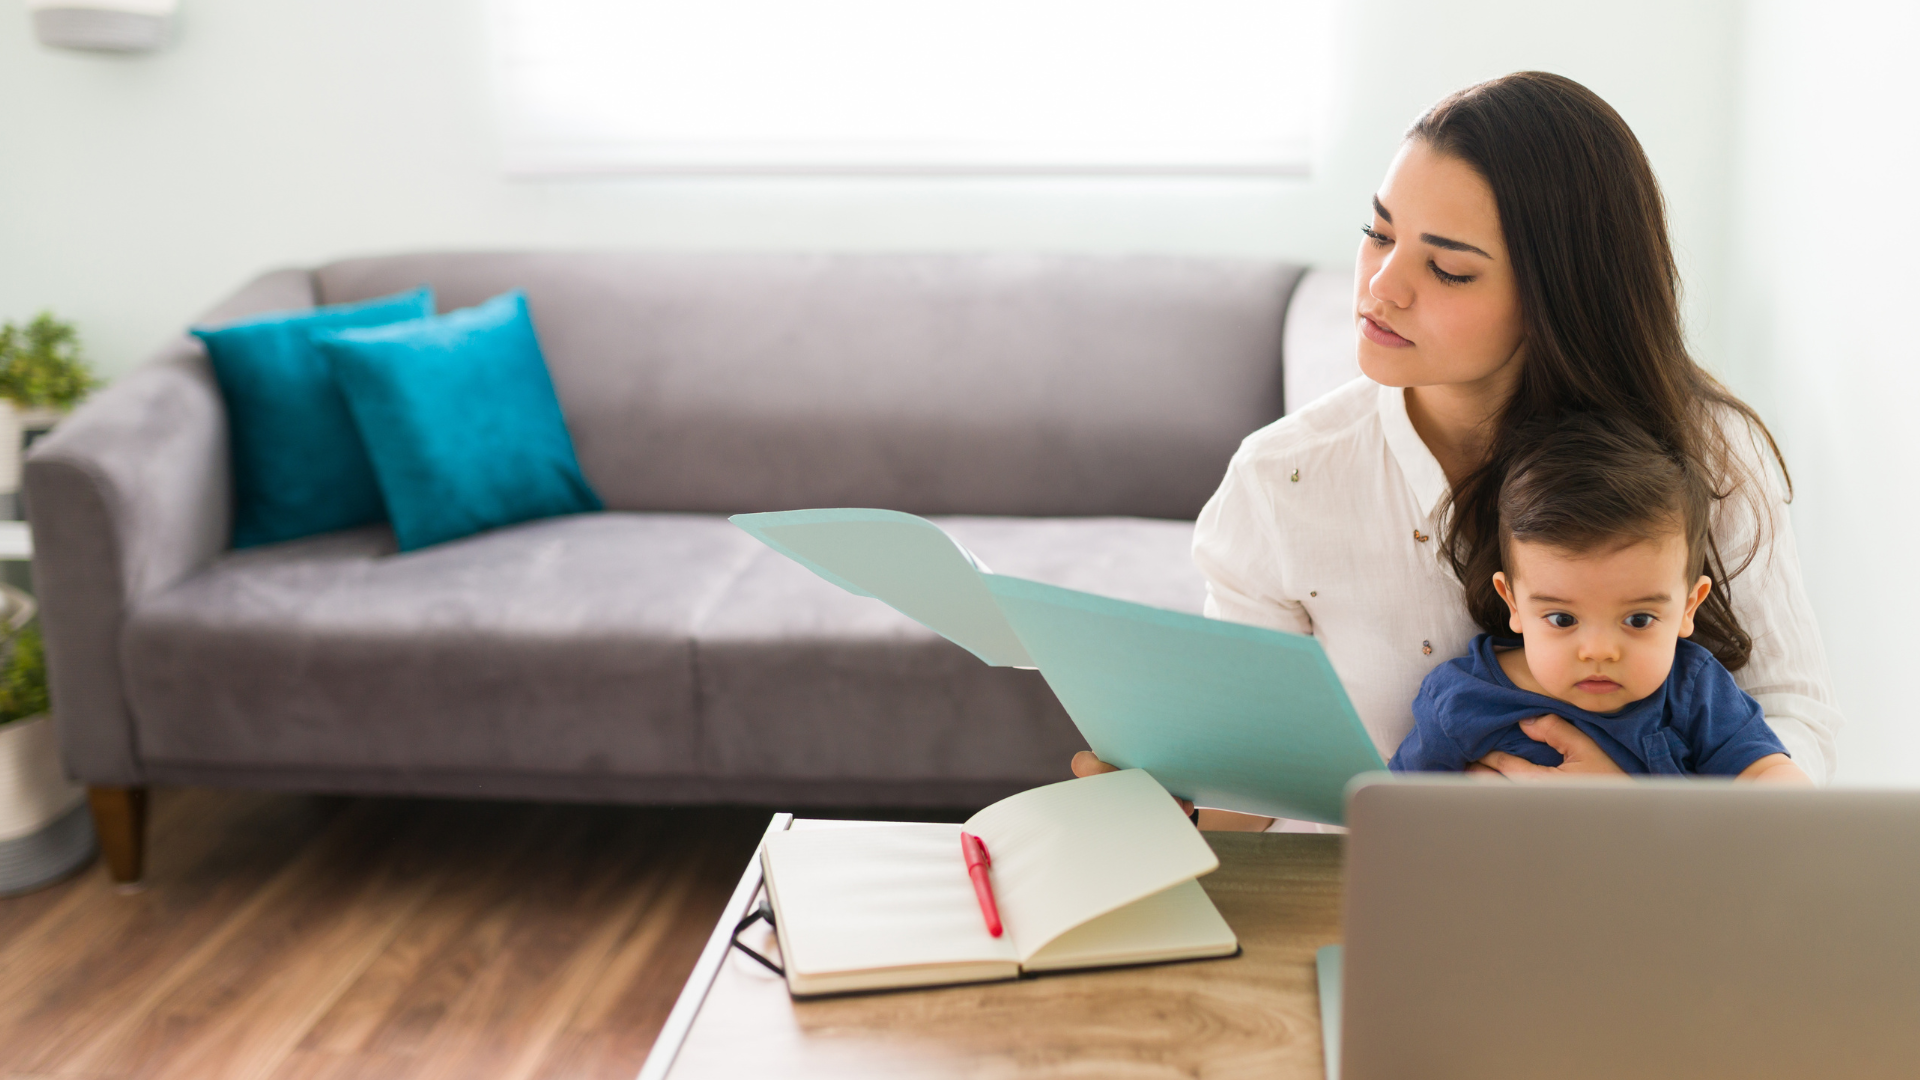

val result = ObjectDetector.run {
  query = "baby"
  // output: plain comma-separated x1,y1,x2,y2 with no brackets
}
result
1392,413,1807,782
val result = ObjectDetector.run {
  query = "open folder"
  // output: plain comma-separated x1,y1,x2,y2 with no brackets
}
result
762,768,1237,996
731,507,1386,825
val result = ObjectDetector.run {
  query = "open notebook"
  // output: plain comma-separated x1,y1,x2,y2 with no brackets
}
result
731,508,1386,824
761,769,1238,996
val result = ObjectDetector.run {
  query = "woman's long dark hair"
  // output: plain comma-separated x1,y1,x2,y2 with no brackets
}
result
1412,72,1786,670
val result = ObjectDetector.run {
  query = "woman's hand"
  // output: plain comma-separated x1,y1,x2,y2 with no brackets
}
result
1070,750,1119,777
1473,715,1628,779
1069,752,1276,830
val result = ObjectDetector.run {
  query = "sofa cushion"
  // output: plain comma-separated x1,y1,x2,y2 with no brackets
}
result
120,512,1203,790
311,253,1302,520
691,515,1206,785
121,513,759,778
315,291,603,551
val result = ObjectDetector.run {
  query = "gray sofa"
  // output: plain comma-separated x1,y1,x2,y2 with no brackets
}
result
25,252,1350,880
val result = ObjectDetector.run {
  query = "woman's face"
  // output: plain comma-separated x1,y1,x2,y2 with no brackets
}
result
1353,139,1525,394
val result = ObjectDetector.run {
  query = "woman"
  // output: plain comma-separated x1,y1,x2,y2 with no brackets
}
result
1076,72,1841,830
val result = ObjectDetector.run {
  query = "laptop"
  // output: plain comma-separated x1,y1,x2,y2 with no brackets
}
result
1319,776,1920,1080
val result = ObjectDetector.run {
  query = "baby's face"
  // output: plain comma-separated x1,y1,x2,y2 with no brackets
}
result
1493,535,1712,714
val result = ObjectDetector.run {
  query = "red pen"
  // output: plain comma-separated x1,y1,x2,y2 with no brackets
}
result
960,831,1003,937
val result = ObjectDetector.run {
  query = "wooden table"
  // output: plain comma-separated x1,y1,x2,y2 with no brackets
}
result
640,817,1345,1080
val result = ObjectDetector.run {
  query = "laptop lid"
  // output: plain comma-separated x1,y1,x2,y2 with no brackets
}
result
1339,776,1920,1080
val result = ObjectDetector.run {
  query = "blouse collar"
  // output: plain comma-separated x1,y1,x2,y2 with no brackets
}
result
1376,382,1452,520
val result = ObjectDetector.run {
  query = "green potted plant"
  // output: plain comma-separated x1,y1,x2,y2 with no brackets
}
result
0,315,100,891
0,312,100,496
0,589,94,894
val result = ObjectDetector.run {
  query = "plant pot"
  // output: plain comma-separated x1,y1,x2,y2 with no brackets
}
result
0,712,94,895
0,402,65,506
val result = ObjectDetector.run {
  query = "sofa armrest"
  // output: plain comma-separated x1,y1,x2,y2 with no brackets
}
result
1280,267,1362,415
22,268,315,784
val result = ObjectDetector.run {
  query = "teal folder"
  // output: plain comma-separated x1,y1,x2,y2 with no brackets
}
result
731,508,1386,824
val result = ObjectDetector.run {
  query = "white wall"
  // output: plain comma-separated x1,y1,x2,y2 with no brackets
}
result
0,0,1742,378
1725,0,1920,784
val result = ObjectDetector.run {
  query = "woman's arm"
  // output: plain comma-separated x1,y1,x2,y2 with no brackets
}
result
1191,449,1314,635
1187,449,1306,830
1478,721,1813,783
1715,418,1843,783
1738,753,1811,784
1063,445,1302,831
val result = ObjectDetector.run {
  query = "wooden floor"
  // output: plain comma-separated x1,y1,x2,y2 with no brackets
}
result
0,787,843,1080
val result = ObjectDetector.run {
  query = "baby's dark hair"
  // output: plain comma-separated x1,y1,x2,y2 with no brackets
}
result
1497,412,1712,584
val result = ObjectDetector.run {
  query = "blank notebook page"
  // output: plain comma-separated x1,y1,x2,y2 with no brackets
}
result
965,767,1220,963
1023,878,1236,972
762,824,1018,979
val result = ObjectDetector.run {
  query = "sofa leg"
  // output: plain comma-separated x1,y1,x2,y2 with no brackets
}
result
88,786,147,883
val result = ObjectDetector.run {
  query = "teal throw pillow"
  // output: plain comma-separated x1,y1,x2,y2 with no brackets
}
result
313,291,602,552
193,287,435,548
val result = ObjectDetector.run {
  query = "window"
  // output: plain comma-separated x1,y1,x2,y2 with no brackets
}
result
492,0,1326,176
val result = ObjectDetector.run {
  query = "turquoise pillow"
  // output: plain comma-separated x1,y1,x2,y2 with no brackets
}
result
313,291,602,552
193,287,435,548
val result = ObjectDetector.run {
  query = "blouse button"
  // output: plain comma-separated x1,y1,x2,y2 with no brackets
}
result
1413,529,1429,543
1290,469,1300,483
1422,640,1433,655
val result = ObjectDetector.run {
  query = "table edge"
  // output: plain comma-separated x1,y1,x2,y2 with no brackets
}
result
636,811,792,1080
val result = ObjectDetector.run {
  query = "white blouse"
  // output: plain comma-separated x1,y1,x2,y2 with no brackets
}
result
1192,377,1843,785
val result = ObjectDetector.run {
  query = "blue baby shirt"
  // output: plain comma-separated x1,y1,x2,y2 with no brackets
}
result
1390,634,1787,775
